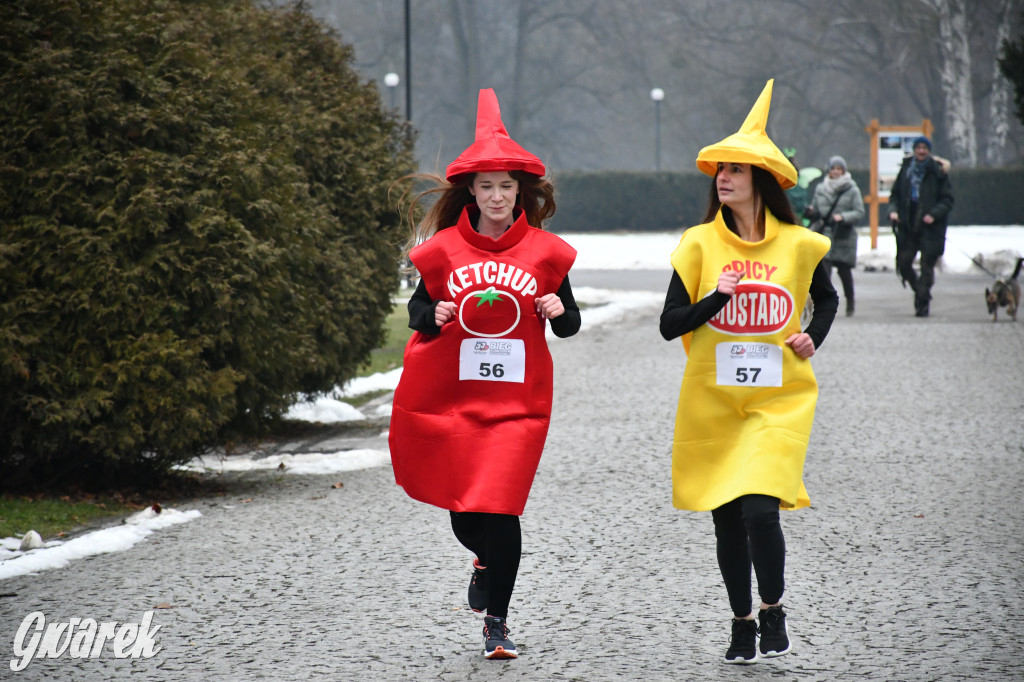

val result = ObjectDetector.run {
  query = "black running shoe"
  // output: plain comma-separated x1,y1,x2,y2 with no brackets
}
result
468,559,488,613
483,615,517,659
758,605,792,656
724,618,758,664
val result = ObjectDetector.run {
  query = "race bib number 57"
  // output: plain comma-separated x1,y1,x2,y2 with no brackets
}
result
459,339,526,383
715,342,782,387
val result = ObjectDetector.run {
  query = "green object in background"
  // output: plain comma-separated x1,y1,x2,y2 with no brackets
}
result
790,167,824,226
798,167,823,188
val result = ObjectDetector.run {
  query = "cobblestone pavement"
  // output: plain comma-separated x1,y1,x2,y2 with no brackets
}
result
1,269,1021,681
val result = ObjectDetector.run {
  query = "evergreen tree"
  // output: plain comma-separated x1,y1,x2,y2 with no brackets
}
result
0,0,415,489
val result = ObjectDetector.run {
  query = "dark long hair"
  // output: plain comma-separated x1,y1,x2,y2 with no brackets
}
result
701,165,798,228
396,170,556,264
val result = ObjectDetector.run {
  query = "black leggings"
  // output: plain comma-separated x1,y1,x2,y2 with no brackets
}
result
449,511,521,618
823,259,855,302
711,494,785,618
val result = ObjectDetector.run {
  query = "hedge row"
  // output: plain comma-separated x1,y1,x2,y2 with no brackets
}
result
552,167,1024,232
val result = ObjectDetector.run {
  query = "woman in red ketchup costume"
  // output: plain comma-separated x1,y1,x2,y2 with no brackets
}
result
389,89,580,660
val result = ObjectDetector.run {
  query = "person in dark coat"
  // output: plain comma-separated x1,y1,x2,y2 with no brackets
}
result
887,136,954,317
806,155,864,316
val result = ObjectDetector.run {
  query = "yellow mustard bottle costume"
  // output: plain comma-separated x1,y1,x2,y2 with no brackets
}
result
669,208,830,512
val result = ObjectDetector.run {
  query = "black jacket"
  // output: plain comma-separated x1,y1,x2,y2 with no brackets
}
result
887,155,954,253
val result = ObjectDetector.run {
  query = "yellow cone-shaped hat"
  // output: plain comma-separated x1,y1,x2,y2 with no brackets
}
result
695,79,797,189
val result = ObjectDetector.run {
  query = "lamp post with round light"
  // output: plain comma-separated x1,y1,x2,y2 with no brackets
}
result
384,72,400,111
650,87,665,171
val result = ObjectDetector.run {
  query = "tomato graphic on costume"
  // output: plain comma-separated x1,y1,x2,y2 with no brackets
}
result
460,286,521,337
389,205,576,516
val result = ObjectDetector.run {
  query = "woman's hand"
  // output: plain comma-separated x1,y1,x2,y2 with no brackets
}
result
535,293,564,319
717,270,745,296
784,332,816,359
832,213,843,224
435,301,457,327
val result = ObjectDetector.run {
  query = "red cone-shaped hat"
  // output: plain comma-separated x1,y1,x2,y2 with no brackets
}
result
445,89,546,182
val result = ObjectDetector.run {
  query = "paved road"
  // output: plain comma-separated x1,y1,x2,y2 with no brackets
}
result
1,269,1022,681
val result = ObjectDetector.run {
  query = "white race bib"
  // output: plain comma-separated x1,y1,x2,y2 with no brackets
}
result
459,339,526,383
715,342,783,387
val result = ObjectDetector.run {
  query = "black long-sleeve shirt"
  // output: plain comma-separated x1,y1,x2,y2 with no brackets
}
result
408,275,582,338
659,261,838,349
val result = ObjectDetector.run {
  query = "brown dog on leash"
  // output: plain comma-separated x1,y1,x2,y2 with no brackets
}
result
985,257,1023,321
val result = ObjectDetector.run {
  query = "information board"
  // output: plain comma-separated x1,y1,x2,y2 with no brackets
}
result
876,131,925,198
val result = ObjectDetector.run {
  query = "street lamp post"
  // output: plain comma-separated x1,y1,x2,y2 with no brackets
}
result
384,72,400,110
650,87,664,171
404,0,411,122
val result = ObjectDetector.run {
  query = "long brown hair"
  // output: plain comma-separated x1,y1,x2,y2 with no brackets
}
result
396,170,557,265
701,165,798,228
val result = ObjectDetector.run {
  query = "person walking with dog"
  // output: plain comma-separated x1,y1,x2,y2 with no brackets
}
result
805,155,864,316
389,89,580,660
887,136,954,317
660,80,838,665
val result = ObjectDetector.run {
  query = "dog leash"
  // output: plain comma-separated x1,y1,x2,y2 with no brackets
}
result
957,247,1000,278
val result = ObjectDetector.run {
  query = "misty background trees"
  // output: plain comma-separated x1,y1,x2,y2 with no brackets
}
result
307,0,1023,174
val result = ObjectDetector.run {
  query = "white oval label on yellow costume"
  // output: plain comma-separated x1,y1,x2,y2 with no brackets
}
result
458,338,526,383
708,280,793,335
715,342,783,387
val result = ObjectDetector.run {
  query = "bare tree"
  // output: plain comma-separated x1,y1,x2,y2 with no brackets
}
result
986,0,1019,164
922,0,977,165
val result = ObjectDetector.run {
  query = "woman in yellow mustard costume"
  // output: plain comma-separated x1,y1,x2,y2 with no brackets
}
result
660,80,838,665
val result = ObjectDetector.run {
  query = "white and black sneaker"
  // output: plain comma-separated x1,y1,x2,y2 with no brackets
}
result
724,618,758,664
483,615,517,659
758,605,792,657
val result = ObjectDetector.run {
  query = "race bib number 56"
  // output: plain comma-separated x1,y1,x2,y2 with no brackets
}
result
459,339,526,383
715,342,782,387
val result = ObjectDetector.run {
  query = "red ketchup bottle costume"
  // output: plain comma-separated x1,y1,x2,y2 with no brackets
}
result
389,90,576,517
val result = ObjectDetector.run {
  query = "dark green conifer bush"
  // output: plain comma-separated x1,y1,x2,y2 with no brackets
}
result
0,0,414,488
